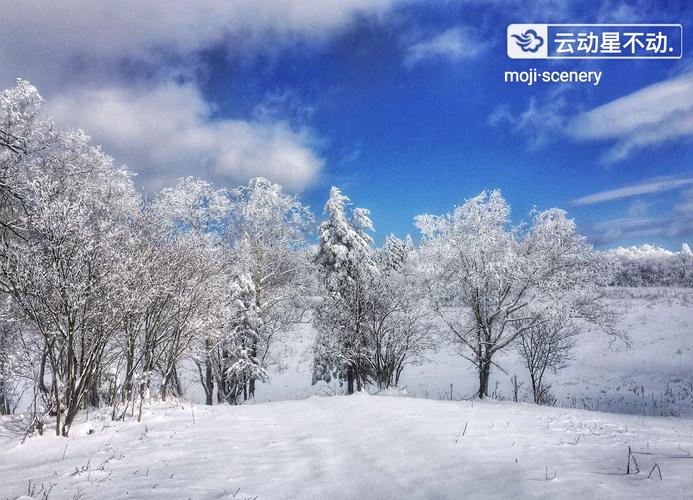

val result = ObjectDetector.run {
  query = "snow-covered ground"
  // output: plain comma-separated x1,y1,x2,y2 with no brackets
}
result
2,395,693,499
241,287,693,417
3,286,692,499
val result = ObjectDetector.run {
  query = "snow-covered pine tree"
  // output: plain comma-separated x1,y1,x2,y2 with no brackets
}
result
222,273,269,404
378,234,414,272
313,186,376,394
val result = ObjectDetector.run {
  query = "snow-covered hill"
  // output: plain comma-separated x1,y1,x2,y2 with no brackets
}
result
2,395,693,499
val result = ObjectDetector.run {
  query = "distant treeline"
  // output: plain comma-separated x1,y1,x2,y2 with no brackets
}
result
607,244,693,288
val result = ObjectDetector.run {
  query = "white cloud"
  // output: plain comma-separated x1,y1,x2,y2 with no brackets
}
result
627,199,651,217
488,92,571,149
591,212,693,244
492,70,693,162
569,72,693,163
45,84,323,192
0,0,404,90
570,175,693,206
0,1,410,193
578,178,693,244
404,26,487,68
675,188,693,214
568,173,693,243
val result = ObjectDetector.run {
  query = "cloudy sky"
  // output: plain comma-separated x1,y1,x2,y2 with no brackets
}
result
1,0,692,249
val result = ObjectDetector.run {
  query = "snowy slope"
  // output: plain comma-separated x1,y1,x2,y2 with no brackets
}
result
241,287,693,416
2,395,693,499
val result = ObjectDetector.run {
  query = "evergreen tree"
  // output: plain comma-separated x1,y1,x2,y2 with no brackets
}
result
313,187,376,394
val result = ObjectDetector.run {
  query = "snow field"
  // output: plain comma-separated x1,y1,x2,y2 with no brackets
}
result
2,394,693,499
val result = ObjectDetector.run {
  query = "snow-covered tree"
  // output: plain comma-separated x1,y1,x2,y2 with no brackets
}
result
365,235,434,389
146,177,232,407
608,243,693,287
0,296,25,415
378,234,414,272
217,273,269,404
225,177,314,400
416,191,612,399
143,178,230,407
516,310,578,405
0,112,140,435
313,187,377,394
0,80,59,231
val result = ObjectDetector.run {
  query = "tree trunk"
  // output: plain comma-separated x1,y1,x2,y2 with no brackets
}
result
87,381,100,408
347,366,354,394
138,349,153,422
478,357,491,399
123,328,136,403
171,365,184,398
205,358,214,406
160,381,168,401
248,338,258,399
218,368,228,404
531,372,544,404
137,380,148,422
195,359,214,406
123,369,133,406
395,363,404,388
52,375,61,437
0,379,9,415
248,376,255,399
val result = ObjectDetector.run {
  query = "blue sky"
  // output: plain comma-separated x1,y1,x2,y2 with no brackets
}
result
1,0,692,249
